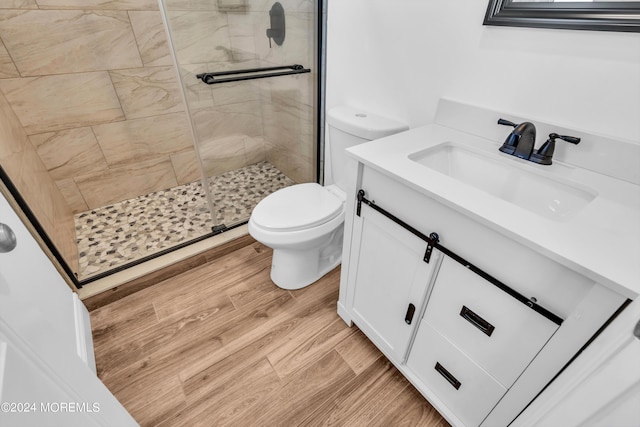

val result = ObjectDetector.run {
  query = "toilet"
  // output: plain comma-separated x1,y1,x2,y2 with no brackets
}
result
248,106,408,290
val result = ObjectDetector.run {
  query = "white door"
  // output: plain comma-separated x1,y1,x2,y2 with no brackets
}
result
0,192,78,366
514,298,640,427
0,326,102,427
0,191,137,426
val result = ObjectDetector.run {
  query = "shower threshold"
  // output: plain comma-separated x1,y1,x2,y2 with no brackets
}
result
74,161,294,281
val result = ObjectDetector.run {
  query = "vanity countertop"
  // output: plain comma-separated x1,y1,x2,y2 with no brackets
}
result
346,123,640,298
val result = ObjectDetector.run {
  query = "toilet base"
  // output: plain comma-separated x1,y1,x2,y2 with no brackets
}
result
269,228,343,290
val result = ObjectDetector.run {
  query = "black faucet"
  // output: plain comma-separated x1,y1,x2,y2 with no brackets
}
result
497,119,580,165
497,119,537,160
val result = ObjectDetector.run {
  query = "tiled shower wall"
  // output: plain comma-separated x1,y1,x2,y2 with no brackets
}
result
0,1,196,213
0,0,315,215
0,87,78,272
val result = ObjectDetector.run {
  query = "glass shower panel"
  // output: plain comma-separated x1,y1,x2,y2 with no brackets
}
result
162,0,317,231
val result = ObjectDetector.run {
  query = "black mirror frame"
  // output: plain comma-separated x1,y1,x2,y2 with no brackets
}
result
484,0,640,33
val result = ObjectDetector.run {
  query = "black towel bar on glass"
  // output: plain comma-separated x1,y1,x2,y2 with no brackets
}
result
196,64,310,85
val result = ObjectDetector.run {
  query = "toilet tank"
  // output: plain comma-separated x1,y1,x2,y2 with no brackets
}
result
327,106,408,191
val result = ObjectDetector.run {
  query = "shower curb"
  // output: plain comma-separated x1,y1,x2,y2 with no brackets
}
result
82,233,255,311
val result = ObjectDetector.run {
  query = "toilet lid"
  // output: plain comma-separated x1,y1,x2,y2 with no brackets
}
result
252,183,343,231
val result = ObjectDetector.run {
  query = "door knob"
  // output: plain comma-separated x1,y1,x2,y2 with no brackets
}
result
0,223,17,253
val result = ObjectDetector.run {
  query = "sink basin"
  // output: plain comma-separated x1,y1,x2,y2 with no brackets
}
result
409,142,597,221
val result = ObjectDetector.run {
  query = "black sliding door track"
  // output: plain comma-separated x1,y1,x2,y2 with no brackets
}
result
1,165,82,288
356,189,563,326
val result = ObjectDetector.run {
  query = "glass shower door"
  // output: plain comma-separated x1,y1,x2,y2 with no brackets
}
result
161,0,317,231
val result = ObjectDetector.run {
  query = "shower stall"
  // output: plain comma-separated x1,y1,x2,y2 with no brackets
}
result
0,0,321,287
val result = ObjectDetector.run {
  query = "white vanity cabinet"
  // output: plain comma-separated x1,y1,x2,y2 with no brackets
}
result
337,166,628,427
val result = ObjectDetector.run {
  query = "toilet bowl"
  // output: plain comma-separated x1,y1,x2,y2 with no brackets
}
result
249,106,409,290
248,183,346,290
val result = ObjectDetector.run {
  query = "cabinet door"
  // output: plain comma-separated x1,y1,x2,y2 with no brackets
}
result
348,204,441,362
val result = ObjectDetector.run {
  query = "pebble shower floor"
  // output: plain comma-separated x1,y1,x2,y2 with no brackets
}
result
75,162,295,279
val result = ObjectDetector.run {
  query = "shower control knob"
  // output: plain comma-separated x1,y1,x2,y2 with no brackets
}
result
0,223,17,253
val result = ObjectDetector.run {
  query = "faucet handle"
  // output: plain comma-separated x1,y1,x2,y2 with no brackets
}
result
554,133,581,145
530,132,581,165
497,118,518,128
538,133,581,156
497,118,520,155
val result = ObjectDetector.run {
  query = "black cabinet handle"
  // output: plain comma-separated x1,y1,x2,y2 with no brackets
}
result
460,305,495,337
405,303,416,325
435,362,461,390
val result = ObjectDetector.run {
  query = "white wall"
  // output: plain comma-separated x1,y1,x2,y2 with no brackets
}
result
325,1,640,145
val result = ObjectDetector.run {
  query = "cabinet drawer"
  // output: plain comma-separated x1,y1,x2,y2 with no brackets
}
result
424,257,559,387
407,321,506,427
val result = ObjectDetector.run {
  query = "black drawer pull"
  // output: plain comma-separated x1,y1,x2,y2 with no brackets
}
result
435,362,461,390
460,305,495,337
405,303,416,325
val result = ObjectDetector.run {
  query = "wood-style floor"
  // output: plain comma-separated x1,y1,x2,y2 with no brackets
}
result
91,241,450,427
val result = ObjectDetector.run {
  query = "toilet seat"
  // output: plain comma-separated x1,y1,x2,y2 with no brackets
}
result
251,183,343,232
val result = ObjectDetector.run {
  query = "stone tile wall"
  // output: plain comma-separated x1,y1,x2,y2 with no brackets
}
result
0,90,78,272
0,1,193,212
0,0,316,215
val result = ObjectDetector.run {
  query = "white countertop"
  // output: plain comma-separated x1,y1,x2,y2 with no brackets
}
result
347,124,640,298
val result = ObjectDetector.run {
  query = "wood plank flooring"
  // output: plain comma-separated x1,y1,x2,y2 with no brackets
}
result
91,241,450,427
